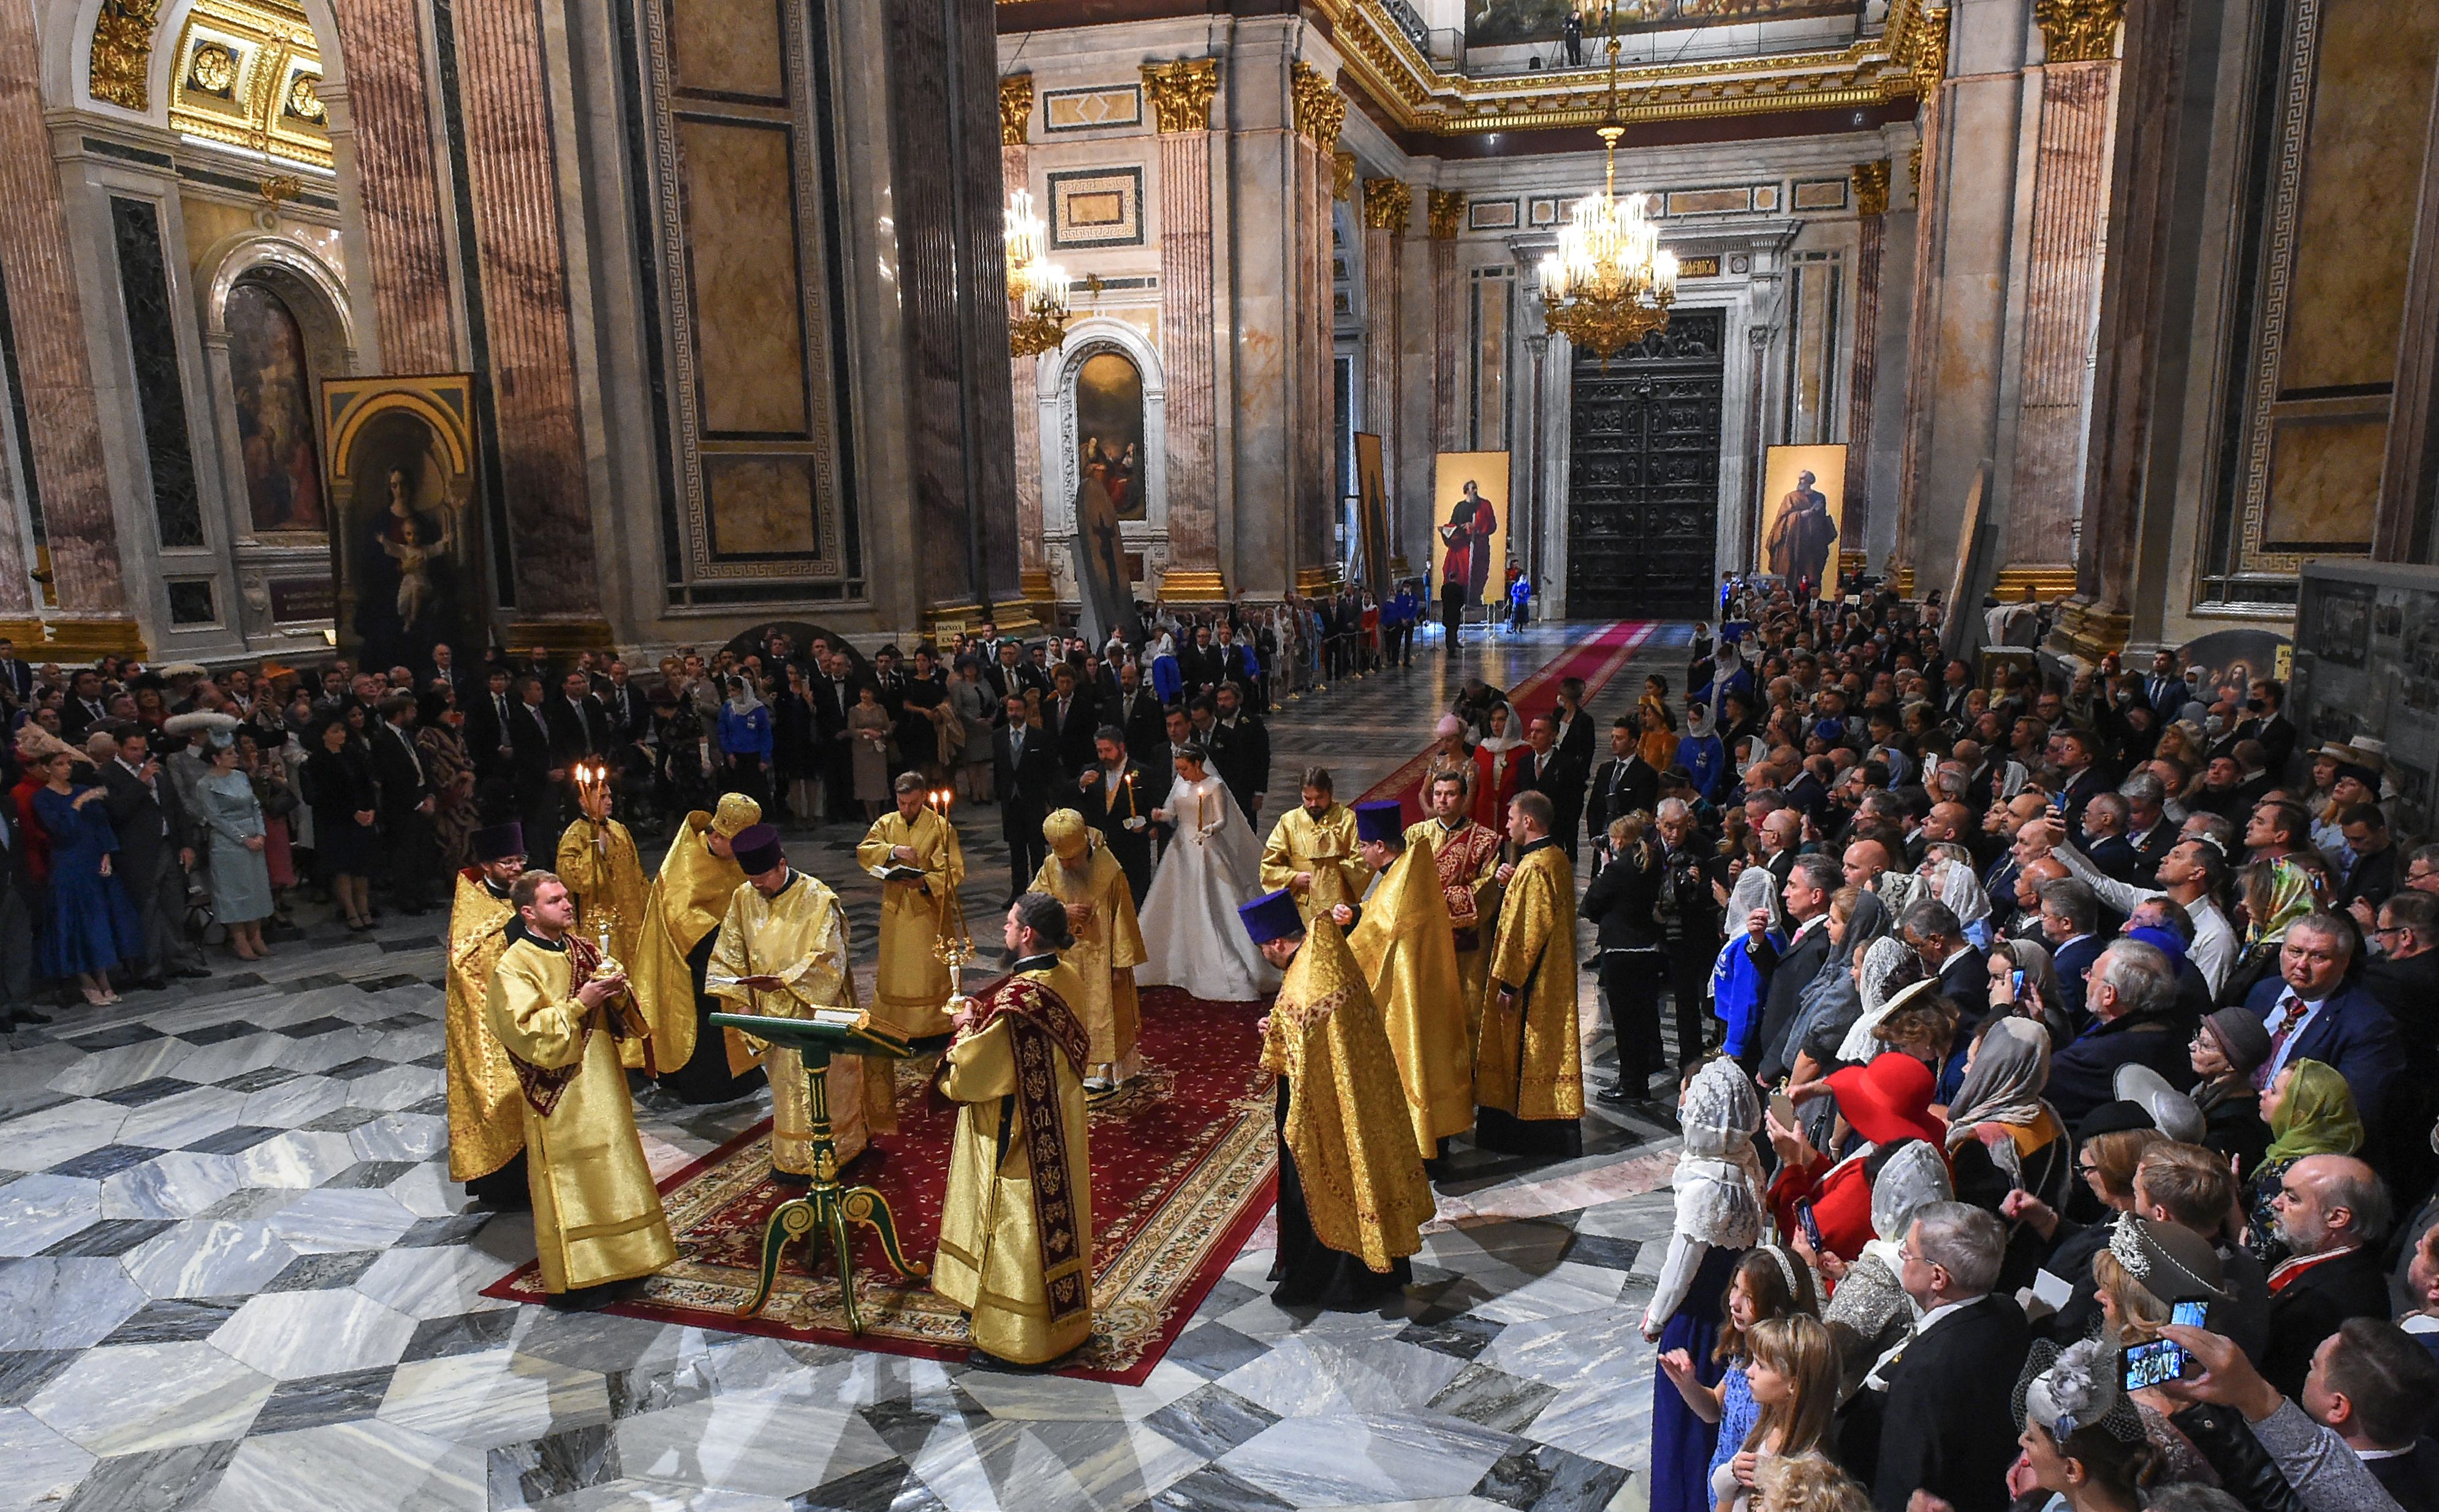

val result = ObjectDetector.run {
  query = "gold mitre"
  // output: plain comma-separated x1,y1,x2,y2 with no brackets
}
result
711,792,763,838
1044,807,1091,861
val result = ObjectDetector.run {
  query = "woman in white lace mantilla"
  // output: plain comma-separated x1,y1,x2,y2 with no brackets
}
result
1644,1057,1767,1339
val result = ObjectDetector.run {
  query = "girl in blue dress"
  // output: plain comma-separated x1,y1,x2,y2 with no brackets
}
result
31,750,144,1005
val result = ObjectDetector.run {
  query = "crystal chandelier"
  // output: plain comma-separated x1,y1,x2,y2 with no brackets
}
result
1004,189,1072,360
1538,36,1677,364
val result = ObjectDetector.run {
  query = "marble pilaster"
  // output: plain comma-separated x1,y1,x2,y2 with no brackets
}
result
1430,190,1464,453
447,0,607,636
1290,62,1345,592
0,0,125,643
1362,178,1411,580
1845,162,1891,551
328,0,458,374
1146,59,1224,599
1001,75,1050,603
2375,34,2439,564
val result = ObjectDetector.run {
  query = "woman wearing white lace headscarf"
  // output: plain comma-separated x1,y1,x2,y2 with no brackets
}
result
1833,936,1929,1065
1642,1057,1766,1339
1712,864,1783,1062
1816,1138,1951,1397
1923,842,1993,950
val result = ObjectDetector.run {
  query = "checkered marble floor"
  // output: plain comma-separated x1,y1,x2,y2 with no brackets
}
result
0,620,1702,1512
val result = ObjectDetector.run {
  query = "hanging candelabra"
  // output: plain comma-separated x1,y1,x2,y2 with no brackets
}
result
1537,33,1677,365
1004,189,1073,360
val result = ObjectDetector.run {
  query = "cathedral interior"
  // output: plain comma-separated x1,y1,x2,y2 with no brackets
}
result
1,0,2438,1508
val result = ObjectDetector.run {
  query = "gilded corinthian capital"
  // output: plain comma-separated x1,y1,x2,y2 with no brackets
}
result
1851,161,1891,217
1291,61,1346,149
2035,0,2125,62
999,74,1034,146
1142,57,1220,134
1364,179,1413,235
1427,189,1465,240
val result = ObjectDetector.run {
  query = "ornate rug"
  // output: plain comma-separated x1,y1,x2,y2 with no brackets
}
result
482,987,1276,1385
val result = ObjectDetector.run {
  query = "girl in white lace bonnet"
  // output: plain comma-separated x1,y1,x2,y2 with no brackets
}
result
1643,1057,1769,1340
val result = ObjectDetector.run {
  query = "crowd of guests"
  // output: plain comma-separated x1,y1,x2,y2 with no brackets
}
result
1515,579,2439,1512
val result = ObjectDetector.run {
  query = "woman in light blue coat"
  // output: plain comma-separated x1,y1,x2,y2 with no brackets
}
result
196,731,274,959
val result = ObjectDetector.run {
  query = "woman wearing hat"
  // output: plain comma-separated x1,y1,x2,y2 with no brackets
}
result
196,731,274,961
1767,1040,1948,1263
2011,1337,2162,1512
2187,1007,2272,1173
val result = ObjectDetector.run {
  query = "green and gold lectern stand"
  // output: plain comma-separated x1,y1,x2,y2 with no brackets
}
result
707,1008,927,1332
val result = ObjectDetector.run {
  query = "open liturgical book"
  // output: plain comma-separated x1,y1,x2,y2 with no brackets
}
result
869,864,927,882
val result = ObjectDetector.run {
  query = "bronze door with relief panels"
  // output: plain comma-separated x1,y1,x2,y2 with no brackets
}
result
1566,311,1724,619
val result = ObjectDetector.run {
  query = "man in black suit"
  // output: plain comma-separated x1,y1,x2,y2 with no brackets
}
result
1212,681,1270,830
1584,719,1658,860
2076,791,2142,885
2222,676,2297,776
1214,624,1258,692
1902,898,1989,1040
1181,626,1224,700
1748,852,1840,1079
60,669,111,739
99,727,206,987
2258,1154,2395,1399
545,671,612,769
812,650,860,820
2120,771,2177,889
2142,649,2185,721
371,694,439,913
1075,727,1153,903
1107,661,1166,765
2037,875,2106,1025
2045,937,2195,1125
1517,713,1588,863
2052,729,2113,837
1870,1202,2031,1512
427,642,473,707
0,637,34,704
993,692,1061,896
597,660,644,744
509,675,561,848
983,641,1027,708
1042,666,1098,779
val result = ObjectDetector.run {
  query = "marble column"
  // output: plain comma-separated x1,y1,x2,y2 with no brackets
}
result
2375,43,2439,563
328,0,457,374
1362,178,1411,584
1430,190,1465,453
1290,62,1345,594
0,0,129,647
1145,58,1224,601
447,0,609,641
1001,74,1050,605
2003,12,2120,573
1523,332,1549,600
1845,162,1892,554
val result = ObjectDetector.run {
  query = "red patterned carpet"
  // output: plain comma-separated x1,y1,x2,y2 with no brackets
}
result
483,986,1276,1385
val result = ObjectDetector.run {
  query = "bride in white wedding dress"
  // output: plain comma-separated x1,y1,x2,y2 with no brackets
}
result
1137,744,1281,1001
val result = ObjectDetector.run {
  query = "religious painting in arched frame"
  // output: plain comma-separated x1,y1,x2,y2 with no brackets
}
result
224,279,327,534
319,374,488,674
1075,350,1146,522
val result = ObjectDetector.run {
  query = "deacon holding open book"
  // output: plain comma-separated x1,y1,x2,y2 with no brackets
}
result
708,824,890,1179
934,893,1095,1369
855,772,967,1038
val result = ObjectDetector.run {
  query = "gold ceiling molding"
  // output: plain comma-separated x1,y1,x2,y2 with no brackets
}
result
1142,56,1219,133
90,0,163,112
1427,187,1465,239
2033,0,2123,63
1362,178,1412,234
167,0,330,170
1290,60,1346,149
999,73,1034,145
1333,149,1357,201
1851,159,1891,216
1313,0,1941,138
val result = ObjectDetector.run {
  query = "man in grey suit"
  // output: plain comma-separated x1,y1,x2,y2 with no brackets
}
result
99,727,208,988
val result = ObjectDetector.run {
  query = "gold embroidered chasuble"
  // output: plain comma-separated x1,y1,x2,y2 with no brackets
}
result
1346,845,1477,1154
707,872,892,1174
855,807,968,1038
556,816,652,1070
1262,918,1436,1270
444,871,524,1181
933,960,1096,1365
1406,816,1505,1049
1477,839,1583,1122
1260,803,1373,923
1029,836,1147,1073
633,811,753,1075
485,934,677,1292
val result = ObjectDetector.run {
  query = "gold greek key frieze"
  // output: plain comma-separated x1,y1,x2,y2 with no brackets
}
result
1852,159,1891,217
2035,0,2125,63
91,0,162,111
1334,150,1357,202
1427,188,1465,240
1142,57,1218,134
1291,61,1347,149
1362,178,1412,235
999,74,1034,145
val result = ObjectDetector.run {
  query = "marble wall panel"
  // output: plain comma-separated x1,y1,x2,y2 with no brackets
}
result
2266,413,2385,546
705,456,821,555
1156,125,1219,574
328,0,456,374
677,120,811,436
671,0,787,100
107,197,205,550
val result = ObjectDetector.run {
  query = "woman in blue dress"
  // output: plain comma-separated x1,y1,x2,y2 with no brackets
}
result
1675,702,1728,801
196,731,275,960
31,749,143,1005
716,676,773,808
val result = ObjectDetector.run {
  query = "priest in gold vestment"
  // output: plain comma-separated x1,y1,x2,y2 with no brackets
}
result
1477,792,1583,1158
855,773,967,1039
633,792,762,1103
934,893,1095,1367
486,871,677,1301
707,823,890,1179
1031,809,1147,1092
1259,766,1371,923
556,780,651,1070
1408,768,1506,1055
1241,888,1435,1309
1338,800,1474,1167
446,822,530,1206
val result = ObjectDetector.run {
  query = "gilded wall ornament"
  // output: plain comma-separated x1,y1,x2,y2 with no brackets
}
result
1141,57,1219,134
999,74,1034,146
2035,0,2124,62
1910,143,1924,189
1363,178,1413,235
91,0,163,112
1291,61,1346,149
190,42,238,95
1427,188,1465,240
1333,151,1357,202
1851,159,1891,217
285,71,325,123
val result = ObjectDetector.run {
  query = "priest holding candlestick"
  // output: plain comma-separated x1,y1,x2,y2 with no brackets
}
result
856,773,968,1040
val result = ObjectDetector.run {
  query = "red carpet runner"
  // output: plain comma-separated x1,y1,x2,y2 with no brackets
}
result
1360,619,1661,825
482,988,1274,1385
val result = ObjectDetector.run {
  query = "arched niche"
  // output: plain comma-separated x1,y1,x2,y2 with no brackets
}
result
1040,316,1168,594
